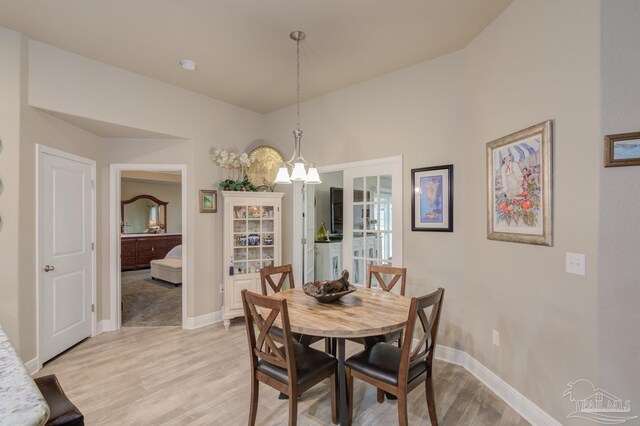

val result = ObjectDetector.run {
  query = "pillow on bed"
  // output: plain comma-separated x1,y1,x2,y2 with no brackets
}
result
166,245,182,259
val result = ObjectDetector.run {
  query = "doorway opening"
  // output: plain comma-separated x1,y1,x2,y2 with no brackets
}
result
294,156,403,286
309,171,344,282
120,171,182,326
110,164,187,329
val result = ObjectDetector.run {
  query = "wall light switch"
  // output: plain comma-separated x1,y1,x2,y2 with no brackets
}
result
492,330,500,346
566,252,586,276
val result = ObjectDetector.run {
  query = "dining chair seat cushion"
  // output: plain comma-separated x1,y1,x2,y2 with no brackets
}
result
257,342,337,386
348,330,402,348
346,331,400,349
297,334,325,347
365,330,402,347
345,342,427,386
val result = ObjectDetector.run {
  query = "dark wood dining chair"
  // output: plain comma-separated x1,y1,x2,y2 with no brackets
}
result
345,288,445,426
260,264,326,348
367,265,407,347
367,264,407,295
260,264,295,295
260,265,299,341
241,289,338,426
365,264,407,347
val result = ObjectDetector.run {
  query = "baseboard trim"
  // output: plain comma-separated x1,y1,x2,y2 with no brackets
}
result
24,357,40,375
185,311,222,329
96,319,116,335
435,344,560,426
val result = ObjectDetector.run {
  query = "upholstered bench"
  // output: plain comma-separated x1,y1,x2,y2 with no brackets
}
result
150,244,182,285
34,374,84,426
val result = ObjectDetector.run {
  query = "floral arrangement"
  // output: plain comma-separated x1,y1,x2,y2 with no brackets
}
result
211,148,254,170
211,147,257,191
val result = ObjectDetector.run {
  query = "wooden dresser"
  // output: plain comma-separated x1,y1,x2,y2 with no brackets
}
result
121,234,182,270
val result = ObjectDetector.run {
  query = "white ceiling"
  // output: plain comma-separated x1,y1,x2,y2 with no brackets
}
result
0,0,511,114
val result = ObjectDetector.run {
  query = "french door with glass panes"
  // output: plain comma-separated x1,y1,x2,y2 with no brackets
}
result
343,160,402,286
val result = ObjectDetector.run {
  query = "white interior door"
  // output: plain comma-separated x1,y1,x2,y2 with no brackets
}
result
343,160,402,286
39,148,94,362
302,184,315,284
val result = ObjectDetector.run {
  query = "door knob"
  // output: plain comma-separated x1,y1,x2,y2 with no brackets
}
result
43,265,55,272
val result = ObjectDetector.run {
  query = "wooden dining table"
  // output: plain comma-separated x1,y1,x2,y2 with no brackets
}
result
271,287,411,426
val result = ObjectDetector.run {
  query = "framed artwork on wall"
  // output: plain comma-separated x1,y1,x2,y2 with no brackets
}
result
486,120,552,246
411,164,453,232
199,190,217,213
604,131,640,167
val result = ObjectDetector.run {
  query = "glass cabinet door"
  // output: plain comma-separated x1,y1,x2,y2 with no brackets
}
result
232,204,276,275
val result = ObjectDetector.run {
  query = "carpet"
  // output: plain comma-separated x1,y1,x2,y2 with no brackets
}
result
121,269,181,327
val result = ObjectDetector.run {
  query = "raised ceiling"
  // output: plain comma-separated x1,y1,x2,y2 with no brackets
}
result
0,0,511,113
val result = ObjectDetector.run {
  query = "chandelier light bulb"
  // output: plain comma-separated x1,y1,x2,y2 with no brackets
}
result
305,167,322,184
274,166,291,184
290,162,307,181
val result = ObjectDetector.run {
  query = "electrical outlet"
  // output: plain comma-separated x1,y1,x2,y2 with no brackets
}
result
219,284,224,294
493,330,500,346
566,252,586,276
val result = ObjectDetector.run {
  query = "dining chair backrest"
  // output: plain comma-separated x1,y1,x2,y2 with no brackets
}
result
260,264,295,295
241,289,297,385
367,264,407,296
398,288,445,384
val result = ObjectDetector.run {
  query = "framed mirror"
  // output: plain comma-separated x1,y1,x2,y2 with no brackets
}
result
121,194,168,234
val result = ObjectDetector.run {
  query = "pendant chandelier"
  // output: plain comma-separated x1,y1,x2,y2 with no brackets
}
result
274,31,321,185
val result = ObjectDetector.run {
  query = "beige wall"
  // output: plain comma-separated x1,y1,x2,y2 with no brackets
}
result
463,0,599,420
599,0,640,406
0,27,24,350
121,179,182,233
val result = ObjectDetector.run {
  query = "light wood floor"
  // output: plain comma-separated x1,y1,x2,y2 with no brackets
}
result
36,322,529,425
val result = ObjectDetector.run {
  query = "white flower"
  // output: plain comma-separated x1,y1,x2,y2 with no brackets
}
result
239,152,252,167
211,147,255,171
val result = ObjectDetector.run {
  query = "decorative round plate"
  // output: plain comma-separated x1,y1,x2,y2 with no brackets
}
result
245,146,285,189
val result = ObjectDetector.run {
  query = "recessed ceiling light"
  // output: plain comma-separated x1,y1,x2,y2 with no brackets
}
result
179,59,197,71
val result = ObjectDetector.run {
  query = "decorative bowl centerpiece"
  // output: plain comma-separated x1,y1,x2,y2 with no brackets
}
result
303,270,356,303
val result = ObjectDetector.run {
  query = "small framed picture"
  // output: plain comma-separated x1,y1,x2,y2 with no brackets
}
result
604,131,640,167
199,190,217,213
411,165,453,232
